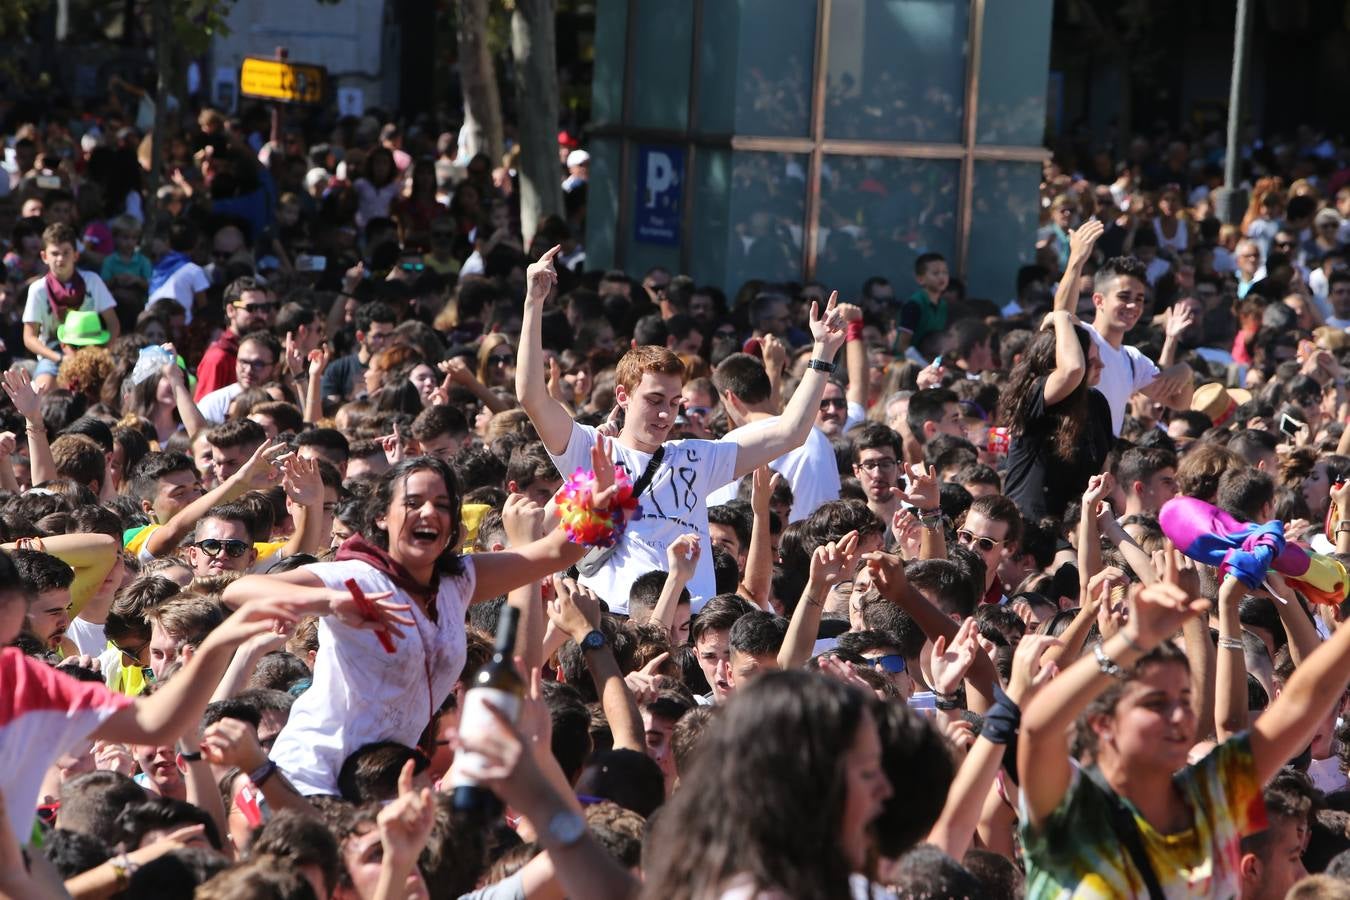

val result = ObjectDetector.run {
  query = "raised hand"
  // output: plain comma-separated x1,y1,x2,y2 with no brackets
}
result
1,368,41,421
379,424,406,466
236,440,289,489
891,508,923,560
326,588,415,641
666,533,701,583
1126,547,1209,649
1163,303,1195,340
750,465,772,516
378,760,436,872
502,492,546,547
587,433,620,511
894,463,939,511
547,578,600,643
1082,472,1115,508
307,346,331,379
760,333,787,376
93,740,135,776
199,717,269,772
809,530,860,589
281,454,323,507
1068,219,1105,263
930,616,980,697
808,290,847,355
863,551,909,601
284,332,305,377
1006,634,1061,704
526,245,562,305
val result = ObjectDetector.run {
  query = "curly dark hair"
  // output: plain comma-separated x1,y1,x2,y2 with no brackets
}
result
997,324,1093,459
362,456,465,578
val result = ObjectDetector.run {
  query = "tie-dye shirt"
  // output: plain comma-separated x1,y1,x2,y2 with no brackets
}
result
1020,733,1267,899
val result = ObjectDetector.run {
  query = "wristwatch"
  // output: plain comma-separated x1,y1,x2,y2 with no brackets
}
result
806,358,837,374
579,629,607,652
546,810,587,847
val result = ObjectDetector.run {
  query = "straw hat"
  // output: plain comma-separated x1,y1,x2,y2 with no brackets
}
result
1191,382,1252,427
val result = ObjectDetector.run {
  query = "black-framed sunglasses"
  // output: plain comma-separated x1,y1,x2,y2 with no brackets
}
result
488,354,515,366
235,301,277,314
195,538,250,558
820,397,847,410
871,654,906,674
110,638,148,662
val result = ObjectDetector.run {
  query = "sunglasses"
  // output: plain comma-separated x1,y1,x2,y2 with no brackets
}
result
820,397,847,410
870,654,906,674
956,530,1003,553
110,638,147,662
488,354,515,366
235,301,277,314
195,538,250,558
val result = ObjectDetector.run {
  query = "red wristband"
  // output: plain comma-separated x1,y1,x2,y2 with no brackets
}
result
845,320,864,342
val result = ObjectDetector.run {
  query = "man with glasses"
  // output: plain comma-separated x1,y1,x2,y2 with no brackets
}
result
322,300,397,403
955,494,1023,607
197,330,282,424
186,504,259,578
851,423,905,527
195,276,276,400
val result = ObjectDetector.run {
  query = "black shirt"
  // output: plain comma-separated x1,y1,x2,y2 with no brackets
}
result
1003,378,1114,524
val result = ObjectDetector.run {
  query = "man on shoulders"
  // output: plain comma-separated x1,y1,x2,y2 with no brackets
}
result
1052,221,1193,436
517,246,847,613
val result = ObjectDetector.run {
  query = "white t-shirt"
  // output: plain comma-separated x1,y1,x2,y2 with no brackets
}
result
21,269,116,341
548,422,739,614
65,617,107,658
707,421,839,523
270,558,475,796
148,261,209,323
198,382,244,424
1088,327,1159,436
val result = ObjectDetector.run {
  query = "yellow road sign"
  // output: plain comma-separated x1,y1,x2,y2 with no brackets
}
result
239,57,327,105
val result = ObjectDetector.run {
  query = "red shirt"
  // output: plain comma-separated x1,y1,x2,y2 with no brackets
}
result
195,330,240,401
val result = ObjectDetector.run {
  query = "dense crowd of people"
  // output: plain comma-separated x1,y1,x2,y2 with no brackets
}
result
8,83,1350,900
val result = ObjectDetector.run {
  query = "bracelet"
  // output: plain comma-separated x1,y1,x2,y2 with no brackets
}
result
932,689,960,703
179,750,203,763
806,358,837,374
845,320,864,342
1218,637,1245,651
111,853,138,889
1093,642,1129,681
935,698,961,712
916,510,943,529
1118,629,1146,654
249,760,278,787
1336,520,1350,535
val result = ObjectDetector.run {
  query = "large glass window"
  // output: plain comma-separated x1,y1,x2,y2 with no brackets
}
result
698,1,815,138
591,0,629,125
689,147,732,286
724,151,809,291
825,0,968,143
630,0,693,130
815,156,959,294
585,139,623,274
976,0,1052,146
967,160,1043,301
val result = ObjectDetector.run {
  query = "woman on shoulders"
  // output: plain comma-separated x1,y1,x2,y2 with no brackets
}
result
223,443,617,795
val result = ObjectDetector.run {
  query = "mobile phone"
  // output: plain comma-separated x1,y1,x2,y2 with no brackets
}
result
36,174,61,190
1279,413,1305,437
295,254,327,273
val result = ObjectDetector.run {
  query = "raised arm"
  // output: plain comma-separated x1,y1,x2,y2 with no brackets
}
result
279,455,327,557
160,356,207,439
653,534,699,641
840,303,867,411
1043,311,1086,406
1252,602,1350,784
1019,565,1208,828
738,466,775,606
2,533,118,614
502,495,548,674
1268,573,1322,667
1214,575,1249,741
894,463,946,560
1077,474,1112,592
516,246,576,454
779,532,859,670
549,583,644,753
729,292,848,479
1158,303,1195,369
3,368,56,486
1051,220,1104,313
864,552,998,708
144,440,289,558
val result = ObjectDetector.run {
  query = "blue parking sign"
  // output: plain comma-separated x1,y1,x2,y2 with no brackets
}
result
634,145,683,246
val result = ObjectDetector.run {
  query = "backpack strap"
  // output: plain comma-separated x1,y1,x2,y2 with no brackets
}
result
1082,766,1166,900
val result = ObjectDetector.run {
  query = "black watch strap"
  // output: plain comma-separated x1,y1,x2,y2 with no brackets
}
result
580,629,607,651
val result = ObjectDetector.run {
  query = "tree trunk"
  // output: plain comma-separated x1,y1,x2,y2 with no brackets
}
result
455,0,504,165
510,0,563,250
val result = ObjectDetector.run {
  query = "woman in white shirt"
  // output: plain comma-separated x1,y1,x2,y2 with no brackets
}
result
223,449,616,795
353,147,403,229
